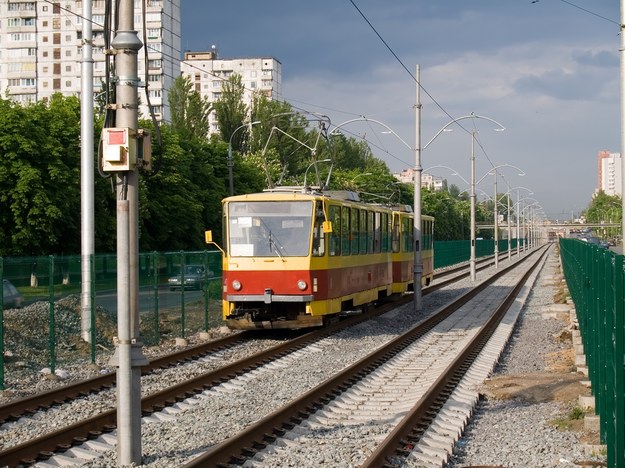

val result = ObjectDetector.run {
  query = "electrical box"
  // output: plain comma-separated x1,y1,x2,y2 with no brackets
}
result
136,128,152,171
101,128,136,172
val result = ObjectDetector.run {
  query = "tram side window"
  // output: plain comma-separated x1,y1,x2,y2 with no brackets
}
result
381,213,390,252
360,210,367,254
341,207,350,256
373,212,381,253
426,218,434,250
391,213,400,253
351,207,359,255
328,205,341,256
402,216,413,252
312,202,326,257
367,211,374,253
421,218,428,251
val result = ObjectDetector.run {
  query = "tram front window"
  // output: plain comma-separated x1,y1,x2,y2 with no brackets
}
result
228,201,313,257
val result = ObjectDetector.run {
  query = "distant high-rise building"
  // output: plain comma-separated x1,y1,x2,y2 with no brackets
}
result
597,150,622,197
180,49,282,135
0,0,180,121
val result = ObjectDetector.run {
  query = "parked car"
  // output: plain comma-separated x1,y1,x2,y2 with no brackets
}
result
168,265,212,291
3,279,23,308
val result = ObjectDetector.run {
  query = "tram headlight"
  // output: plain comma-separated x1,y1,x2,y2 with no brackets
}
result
297,280,307,291
231,280,242,291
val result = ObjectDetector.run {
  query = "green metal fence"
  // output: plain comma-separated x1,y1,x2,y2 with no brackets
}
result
0,250,223,390
0,238,525,391
434,238,523,269
559,238,624,467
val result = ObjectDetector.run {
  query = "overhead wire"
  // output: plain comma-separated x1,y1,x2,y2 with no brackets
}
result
347,0,472,138
44,0,512,177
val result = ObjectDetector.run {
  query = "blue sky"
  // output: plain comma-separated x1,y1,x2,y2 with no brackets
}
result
181,1,620,220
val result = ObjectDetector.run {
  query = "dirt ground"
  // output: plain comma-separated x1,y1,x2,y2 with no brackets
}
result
482,348,587,405
481,345,602,446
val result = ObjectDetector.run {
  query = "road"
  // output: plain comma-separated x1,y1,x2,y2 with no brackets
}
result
95,286,210,315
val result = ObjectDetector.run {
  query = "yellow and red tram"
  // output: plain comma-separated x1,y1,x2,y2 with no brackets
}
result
213,188,434,330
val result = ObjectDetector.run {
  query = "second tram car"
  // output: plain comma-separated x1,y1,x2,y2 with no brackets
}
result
211,188,434,330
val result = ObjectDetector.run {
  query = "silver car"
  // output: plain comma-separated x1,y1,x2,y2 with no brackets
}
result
168,265,212,291
3,279,23,308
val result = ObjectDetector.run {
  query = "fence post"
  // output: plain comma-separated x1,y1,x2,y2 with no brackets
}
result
613,254,625,466
90,254,96,364
48,255,56,375
0,257,4,391
152,251,159,344
180,251,186,339
203,250,209,332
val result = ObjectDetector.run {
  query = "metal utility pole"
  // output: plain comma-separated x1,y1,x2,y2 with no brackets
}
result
103,0,148,464
469,131,476,281
413,64,423,312
621,0,625,243
80,0,94,342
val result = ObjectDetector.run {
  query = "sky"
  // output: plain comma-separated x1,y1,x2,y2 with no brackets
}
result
180,1,621,221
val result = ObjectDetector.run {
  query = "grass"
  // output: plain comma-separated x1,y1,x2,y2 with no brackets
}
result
550,405,586,430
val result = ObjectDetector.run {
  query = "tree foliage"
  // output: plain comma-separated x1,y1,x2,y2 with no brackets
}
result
0,95,81,256
168,75,211,141
213,74,248,147
585,191,621,224
2,82,560,255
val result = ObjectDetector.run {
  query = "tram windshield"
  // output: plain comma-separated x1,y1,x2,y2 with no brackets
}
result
227,201,314,257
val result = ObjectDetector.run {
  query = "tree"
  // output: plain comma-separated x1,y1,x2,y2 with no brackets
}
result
421,189,469,241
213,74,248,148
168,75,211,141
0,94,81,256
138,130,204,251
584,191,622,240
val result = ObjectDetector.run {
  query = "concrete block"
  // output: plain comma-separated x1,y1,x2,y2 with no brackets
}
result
578,395,595,410
583,415,601,432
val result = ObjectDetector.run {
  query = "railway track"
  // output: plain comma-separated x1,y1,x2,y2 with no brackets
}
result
184,246,547,466
0,250,528,466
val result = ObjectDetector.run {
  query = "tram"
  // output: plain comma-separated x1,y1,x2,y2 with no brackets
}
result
207,188,434,330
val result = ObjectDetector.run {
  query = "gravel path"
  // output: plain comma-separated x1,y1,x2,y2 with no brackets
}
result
446,247,607,467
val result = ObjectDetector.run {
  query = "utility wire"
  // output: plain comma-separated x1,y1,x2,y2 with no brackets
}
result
348,0,471,137
555,0,620,26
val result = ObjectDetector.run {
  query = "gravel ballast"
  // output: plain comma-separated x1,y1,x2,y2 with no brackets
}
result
1,247,608,467
446,249,607,467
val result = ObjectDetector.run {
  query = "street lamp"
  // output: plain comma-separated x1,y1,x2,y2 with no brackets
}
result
329,115,421,309
507,186,533,258
476,164,525,268
228,120,261,196
303,158,332,191
424,165,470,187
417,112,506,289
350,172,373,184
514,194,538,255
518,198,541,251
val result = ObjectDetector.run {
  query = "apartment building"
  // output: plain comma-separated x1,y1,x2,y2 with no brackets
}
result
394,167,446,191
597,150,622,197
0,0,180,121
180,48,282,135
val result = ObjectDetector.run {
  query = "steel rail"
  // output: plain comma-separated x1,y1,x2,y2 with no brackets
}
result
183,247,546,466
363,247,548,466
0,253,517,466
0,331,252,425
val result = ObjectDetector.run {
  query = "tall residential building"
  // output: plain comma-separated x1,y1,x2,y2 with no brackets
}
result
597,150,622,197
180,49,282,135
0,0,180,121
